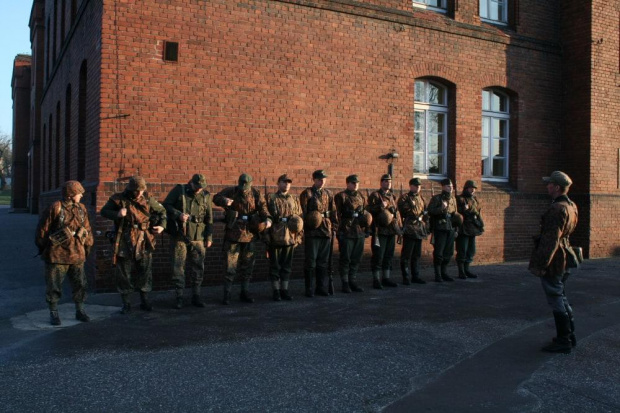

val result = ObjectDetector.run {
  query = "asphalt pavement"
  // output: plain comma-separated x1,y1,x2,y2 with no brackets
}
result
1,206,619,412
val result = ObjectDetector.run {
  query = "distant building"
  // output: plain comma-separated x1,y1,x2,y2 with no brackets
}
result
12,0,620,290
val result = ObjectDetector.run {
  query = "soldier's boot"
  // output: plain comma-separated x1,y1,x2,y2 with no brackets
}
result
222,281,232,305
434,265,443,283
440,263,454,282
381,270,398,287
542,312,572,354
174,289,184,310
280,281,293,301
342,281,352,294
457,262,467,280
349,271,364,292
50,310,61,326
315,269,329,297
372,270,383,289
304,270,314,298
401,263,412,285
75,304,90,322
554,310,577,347
191,286,206,308
411,261,426,284
120,295,132,314
273,289,282,301
463,262,478,279
240,281,255,303
140,292,153,311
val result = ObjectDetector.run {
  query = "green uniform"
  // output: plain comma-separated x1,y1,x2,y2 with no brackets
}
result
366,189,401,277
334,189,366,288
456,191,484,275
163,183,213,296
428,191,458,279
397,191,429,282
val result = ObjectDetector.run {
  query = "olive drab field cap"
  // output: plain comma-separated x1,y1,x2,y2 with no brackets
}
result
542,171,572,188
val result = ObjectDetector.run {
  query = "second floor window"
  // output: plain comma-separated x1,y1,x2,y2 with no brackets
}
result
414,80,448,176
413,0,447,12
481,89,510,179
480,0,507,24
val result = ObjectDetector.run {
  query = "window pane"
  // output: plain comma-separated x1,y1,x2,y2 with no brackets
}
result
482,137,489,157
415,111,425,132
428,154,442,174
414,154,424,173
414,132,424,151
492,158,505,177
480,0,488,18
482,156,490,175
490,1,499,20
428,83,445,105
429,134,440,153
482,90,490,111
493,139,506,156
492,119,501,138
415,81,424,102
499,119,508,138
482,117,490,137
428,112,444,133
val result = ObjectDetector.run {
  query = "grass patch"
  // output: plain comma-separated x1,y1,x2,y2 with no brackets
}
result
0,189,11,205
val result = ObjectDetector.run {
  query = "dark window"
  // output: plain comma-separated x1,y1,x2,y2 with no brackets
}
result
56,102,61,188
71,0,77,25
60,0,66,43
78,60,87,181
163,41,179,62
48,114,53,190
53,0,58,64
65,85,72,181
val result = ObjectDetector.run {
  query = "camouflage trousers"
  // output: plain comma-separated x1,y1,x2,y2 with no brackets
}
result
338,236,364,283
171,238,206,294
45,263,87,310
115,252,152,295
223,241,256,283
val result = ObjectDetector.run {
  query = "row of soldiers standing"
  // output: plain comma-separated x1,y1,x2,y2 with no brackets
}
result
35,170,484,324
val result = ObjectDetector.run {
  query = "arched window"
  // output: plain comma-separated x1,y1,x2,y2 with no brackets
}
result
78,60,87,181
65,85,72,181
414,79,449,176
481,89,510,180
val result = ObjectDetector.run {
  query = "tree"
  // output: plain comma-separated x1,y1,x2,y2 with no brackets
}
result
0,132,12,190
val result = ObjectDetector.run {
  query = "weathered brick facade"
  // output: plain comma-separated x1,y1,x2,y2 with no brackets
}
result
13,0,620,291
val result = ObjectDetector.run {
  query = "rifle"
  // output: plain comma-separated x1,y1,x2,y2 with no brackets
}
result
366,188,380,248
328,230,335,295
429,182,435,245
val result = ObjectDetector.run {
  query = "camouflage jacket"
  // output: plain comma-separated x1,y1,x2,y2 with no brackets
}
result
265,191,303,247
163,184,213,243
299,186,337,238
528,195,578,278
213,186,271,243
334,189,367,239
367,189,401,236
100,191,167,260
427,192,458,232
397,191,429,239
35,200,94,264
456,192,484,237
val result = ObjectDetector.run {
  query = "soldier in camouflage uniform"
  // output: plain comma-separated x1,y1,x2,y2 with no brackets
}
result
299,170,338,297
214,173,272,304
163,173,213,309
366,174,401,289
265,174,303,301
528,171,579,354
100,176,167,313
35,181,94,325
456,180,484,279
427,178,461,282
334,174,367,293
397,178,429,285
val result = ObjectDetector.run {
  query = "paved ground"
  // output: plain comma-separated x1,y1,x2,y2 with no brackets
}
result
1,206,619,412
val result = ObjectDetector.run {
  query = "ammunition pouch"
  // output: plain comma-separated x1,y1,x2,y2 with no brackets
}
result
49,227,73,246
566,245,584,269
75,227,89,244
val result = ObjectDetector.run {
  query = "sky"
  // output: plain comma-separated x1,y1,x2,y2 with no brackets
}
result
0,2,34,138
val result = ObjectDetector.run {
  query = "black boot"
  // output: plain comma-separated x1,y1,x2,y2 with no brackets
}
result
174,289,184,309
401,264,412,285
372,270,383,289
280,289,293,301
349,274,364,292
542,312,572,354
411,261,426,284
464,263,478,279
434,265,442,283
50,310,61,326
272,289,282,301
191,294,206,308
240,281,255,303
140,292,153,311
222,281,232,305
457,262,467,279
304,270,314,298
554,310,577,347
441,263,454,282
341,281,352,293
120,295,132,314
75,309,90,322
315,269,329,296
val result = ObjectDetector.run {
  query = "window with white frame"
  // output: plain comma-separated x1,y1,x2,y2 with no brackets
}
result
481,89,509,179
412,0,447,12
479,0,507,24
414,79,448,176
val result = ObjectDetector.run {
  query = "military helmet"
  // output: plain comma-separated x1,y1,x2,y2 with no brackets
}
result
126,176,147,191
376,209,394,227
287,215,304,233
451,212,464,228
305,210,323,230
358,211,373,228
62,180,85,198
249,214,267,234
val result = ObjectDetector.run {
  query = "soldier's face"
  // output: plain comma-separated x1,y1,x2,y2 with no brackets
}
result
547,183,560,197
278,180,291,193
466,187,475,195
134,190,144,198
410,184,420,194
347,182,359,191
442,184,453,193
191,183,203,194
381,179,391,190
70,193,83,203
314,178,326,189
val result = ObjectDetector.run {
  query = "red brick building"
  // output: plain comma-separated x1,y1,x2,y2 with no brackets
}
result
12,0,620,291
